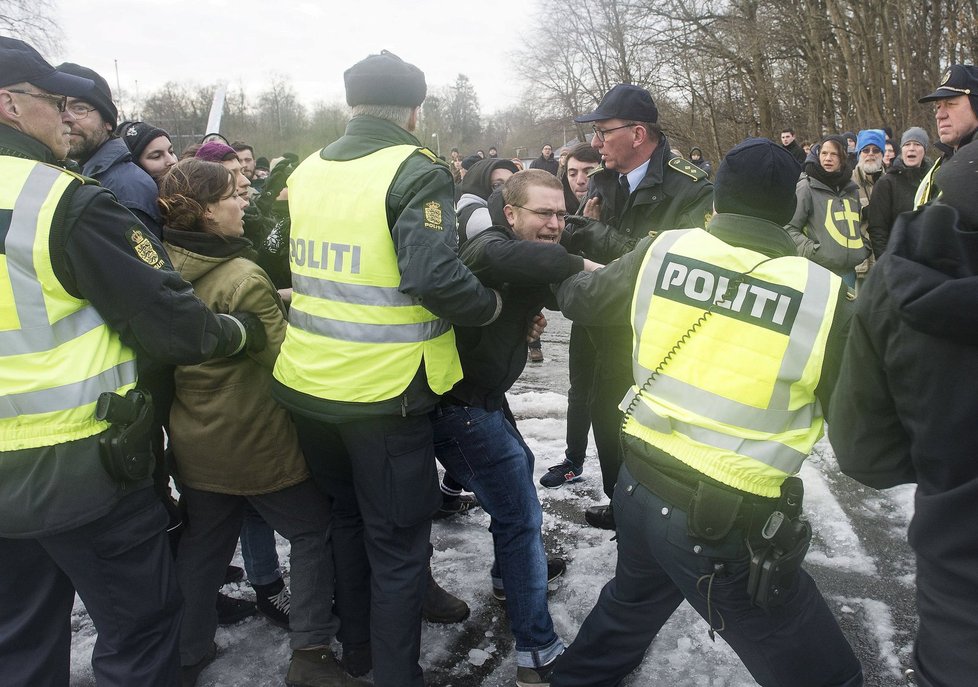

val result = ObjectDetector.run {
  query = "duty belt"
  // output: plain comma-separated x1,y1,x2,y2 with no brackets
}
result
623,447,778,534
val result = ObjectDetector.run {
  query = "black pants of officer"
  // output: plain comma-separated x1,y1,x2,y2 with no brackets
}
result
914,556,978,686
586,325,634,500
551,465,864,687
564,322,596,467
293,412,440,687
0,487,181,687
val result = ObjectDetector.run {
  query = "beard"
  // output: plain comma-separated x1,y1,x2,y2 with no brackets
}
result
859,158,883,175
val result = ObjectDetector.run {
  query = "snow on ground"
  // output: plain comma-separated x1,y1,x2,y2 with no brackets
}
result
69,312,918,686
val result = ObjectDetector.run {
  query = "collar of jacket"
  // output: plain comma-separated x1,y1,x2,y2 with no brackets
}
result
323,114,423,162
0,123,62,164
163,226,254,260
706,213,798,258
80,136,132,177
591,132,672,192
803,172,857,196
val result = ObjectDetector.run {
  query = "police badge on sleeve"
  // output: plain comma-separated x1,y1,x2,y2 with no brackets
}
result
424,201,444,231
126,228,166,269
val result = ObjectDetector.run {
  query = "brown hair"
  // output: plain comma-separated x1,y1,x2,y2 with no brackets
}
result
158,158,235,234
502,169,563,207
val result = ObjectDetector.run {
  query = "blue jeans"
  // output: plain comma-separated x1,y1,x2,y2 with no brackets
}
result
551,464,863,687
431,404,563,668
240,504,281,586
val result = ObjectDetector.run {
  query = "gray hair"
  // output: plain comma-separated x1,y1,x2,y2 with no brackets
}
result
351,104,414,129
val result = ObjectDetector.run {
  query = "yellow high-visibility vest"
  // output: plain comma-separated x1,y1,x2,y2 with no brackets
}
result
0,157,137,451
913,158,941,208
621,228,841,497
274,144,462,403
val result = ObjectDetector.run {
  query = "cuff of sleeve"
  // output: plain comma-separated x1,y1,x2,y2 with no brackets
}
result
217,313,247,356
483,289,503,325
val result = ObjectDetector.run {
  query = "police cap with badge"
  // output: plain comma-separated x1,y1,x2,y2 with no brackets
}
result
919,64,978,113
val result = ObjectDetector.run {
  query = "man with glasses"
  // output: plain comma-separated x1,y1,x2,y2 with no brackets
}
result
564,84,713,530
850,129,886,284
0,36,263,687
432,169,601,685
914,64,978,206
56,62,163,239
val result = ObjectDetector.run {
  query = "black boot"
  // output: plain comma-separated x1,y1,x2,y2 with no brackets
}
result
422,568,470,623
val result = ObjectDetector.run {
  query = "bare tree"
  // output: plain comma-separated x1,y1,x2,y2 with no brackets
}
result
0,0,61,53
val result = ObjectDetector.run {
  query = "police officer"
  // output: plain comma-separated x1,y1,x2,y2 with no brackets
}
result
562,83,714,530
914,64,978,207
271,51,500,687
551,139,863,686
0,37,261,687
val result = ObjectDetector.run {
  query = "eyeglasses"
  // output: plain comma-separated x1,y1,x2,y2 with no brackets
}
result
591,122,636,142
6,89,68,113
511,205,567,222
66,102,99,119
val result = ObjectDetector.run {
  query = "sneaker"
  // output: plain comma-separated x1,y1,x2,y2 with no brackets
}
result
493,558,566,602
584,503,616,530
539,460,584,488
528,346,544,363
215,592,256,625
423,569,470,623
432,493,481,520
286,647,370,686
254,578,290,630
181,642,217,687
516,656,558,686
224,564,244,585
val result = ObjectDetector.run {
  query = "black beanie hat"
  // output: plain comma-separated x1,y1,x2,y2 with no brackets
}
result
344,50,426,108
117,121,170,160
714,138,800,226
55,62,117,128
936,139,978,231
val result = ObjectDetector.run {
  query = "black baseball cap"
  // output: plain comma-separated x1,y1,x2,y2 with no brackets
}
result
574,84,658,124
919,64,978,102
0,36,94,95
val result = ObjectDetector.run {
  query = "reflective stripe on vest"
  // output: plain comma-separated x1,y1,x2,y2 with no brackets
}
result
1,157,137,450
620,228,840,497
274,144,462,403
913,158,940,209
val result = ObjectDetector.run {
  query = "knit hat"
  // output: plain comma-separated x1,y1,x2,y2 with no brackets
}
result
54,62,117,128
461,154,482,171
255,156,270,172
901,127,930,149
195,141,238,162
856,129,886,153
344,50,426,107
117,121,170,160
935,139,978,231
713,138,799,226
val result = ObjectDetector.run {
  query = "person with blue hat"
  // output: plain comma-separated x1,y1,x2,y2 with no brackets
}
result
914,64,978,206
0,35,264,687
551,138,862,687
558,83,714,531
851,129,887,282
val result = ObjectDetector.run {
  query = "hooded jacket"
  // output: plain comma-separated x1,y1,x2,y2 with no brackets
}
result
80,136,163,239
866,156,931,258
164,229,308,494
455,158,518,245
827,203,978,684
786,141,869,274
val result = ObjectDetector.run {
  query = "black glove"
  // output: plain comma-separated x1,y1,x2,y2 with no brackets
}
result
229,311,267,354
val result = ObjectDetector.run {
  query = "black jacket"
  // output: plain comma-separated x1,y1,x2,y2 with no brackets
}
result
529,154,559,176
865,156,930,258
448,226,584,409
828,203,978,581
783,139,806,165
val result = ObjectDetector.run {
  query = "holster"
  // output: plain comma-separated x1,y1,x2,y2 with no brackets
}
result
746,476,812,611
97,389,156,484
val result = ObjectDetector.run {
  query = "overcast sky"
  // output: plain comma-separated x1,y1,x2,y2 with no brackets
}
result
54,0,538,115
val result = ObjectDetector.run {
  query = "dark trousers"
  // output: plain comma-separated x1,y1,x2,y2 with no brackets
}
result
551,465,864,687
176,480,338,666
294,413,441,687
0,488,181,687
913,556,978,686
587,326,633,500
564,322,596,467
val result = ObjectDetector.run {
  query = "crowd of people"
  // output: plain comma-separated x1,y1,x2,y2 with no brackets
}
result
2,34,977,687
